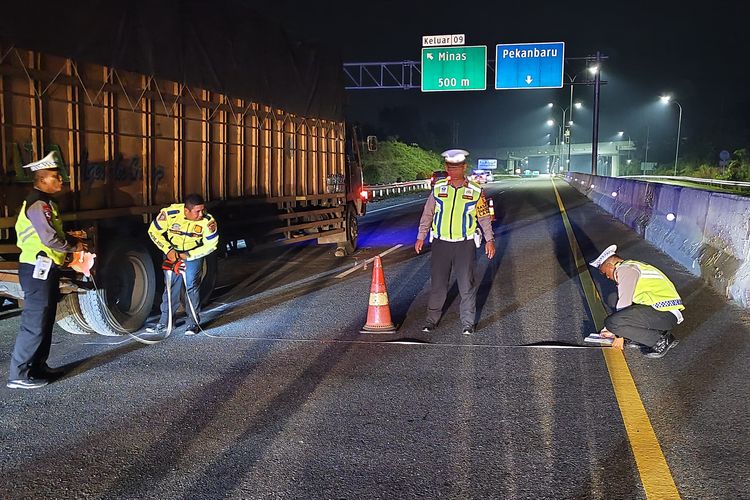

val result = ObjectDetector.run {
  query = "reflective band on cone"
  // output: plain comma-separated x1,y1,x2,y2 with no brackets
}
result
361,255,397,333
369,292,389,306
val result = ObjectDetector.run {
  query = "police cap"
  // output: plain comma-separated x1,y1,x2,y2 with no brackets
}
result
22,151,62,172
441,149,469,165
589,244,618,268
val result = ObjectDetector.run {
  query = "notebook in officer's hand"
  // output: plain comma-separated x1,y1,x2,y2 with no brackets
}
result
584,333,614,346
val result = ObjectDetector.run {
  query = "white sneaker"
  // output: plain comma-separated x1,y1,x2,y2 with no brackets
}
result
146,324,167,334
185,325,198,336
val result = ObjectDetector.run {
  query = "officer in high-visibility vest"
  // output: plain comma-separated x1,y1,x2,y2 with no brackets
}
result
415,149,496,335
8,152,87,390
146,193,219,335
591,244,684,358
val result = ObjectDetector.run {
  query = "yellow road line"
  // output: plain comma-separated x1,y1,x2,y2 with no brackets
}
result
551,178,681,500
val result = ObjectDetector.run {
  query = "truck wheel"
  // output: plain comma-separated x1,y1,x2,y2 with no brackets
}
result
56,294,95,335
78,241,156,336
341,206,358,255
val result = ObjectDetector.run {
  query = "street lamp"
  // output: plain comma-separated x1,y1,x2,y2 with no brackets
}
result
660,95,683,176
547,101,582,174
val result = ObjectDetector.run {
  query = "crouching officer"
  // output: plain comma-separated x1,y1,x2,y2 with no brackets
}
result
8,153,87,389
415,149,495,335
147,193,218,335
591,244,684,358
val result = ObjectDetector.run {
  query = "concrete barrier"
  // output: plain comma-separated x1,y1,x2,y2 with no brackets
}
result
646,185,709,274
703,193,750,307
563,173,750,309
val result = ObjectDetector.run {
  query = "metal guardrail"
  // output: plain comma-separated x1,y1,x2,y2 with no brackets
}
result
364,180,431,199
622,175,750,189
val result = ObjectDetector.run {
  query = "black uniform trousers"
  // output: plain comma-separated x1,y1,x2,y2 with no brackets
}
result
9,263,59,380
604,304,678,348
426,238,477,328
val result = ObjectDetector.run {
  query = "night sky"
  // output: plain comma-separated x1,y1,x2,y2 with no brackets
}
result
255,0,749,164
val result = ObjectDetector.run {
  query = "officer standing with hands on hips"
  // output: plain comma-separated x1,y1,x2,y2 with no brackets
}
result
415,149,495,335
147,193,219,336
7,152,88,390
591,244,684,358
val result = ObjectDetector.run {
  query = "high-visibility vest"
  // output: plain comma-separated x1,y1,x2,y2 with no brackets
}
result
15,198,67,265
147,203,219,261
621,260,685,311
431,178,482,241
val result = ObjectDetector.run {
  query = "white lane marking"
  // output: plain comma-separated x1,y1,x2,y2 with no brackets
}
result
366,199,426,214
335,244,404,278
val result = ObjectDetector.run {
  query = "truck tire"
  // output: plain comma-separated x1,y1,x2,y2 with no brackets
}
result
78,240,156,336
56,294,95,335
341,205,359,255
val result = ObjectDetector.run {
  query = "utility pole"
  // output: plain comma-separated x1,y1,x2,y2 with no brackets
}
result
644,125,650,163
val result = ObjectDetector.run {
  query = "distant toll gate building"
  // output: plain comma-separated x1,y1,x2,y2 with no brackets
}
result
474,140,636,175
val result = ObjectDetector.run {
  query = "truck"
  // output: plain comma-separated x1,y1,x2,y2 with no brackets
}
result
0,3,366,336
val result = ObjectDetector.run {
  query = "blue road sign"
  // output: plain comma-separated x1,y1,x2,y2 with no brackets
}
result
495,42,564,90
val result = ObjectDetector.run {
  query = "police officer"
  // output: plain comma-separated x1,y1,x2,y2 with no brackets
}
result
7,153,87,389
591,244,684,358
415,149,496,334
147,193,218,335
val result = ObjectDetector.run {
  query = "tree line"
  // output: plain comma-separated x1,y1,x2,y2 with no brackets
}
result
619,148,750,181
362,140,442,184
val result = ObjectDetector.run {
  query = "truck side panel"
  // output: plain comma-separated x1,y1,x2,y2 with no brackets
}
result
1,47,346,238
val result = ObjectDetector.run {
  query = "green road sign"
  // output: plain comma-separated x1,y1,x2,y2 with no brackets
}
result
421,45,487,92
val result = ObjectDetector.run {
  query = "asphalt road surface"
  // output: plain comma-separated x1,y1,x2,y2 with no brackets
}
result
0,177,747,499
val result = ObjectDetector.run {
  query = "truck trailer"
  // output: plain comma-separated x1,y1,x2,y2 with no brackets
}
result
0,2,366,336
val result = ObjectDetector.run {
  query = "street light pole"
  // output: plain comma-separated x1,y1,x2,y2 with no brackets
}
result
558,110,564,173
673,101,683,176
567,81,574,171
660,95,683,176
548,103,566,174
591,51,602,175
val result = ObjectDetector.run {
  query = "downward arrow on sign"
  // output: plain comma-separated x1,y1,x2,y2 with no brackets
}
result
525,75,533,84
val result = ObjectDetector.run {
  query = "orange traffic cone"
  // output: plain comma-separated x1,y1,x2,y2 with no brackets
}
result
360,256,397,333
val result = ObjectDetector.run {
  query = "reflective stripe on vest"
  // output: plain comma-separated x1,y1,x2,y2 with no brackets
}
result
15,200,67,265
431,180,481,240
623,260,685,311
